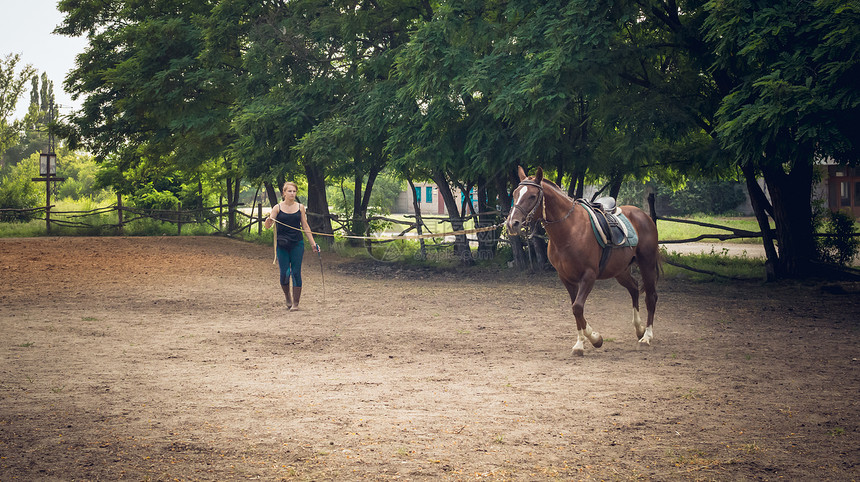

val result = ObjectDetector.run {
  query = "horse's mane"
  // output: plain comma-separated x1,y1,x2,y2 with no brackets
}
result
538,178,573,200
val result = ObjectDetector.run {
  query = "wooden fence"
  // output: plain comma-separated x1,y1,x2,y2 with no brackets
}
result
2,197,853,246
0,200,503,242
0,203,259,236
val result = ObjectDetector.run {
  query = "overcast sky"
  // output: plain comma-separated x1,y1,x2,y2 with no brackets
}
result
1,0,89,120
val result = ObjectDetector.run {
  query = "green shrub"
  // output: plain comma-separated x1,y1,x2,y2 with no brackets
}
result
816,210,860,267
0,154,40,220
619,179,747,216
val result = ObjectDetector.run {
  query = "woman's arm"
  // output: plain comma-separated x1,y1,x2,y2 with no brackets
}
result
300,204,318,252
264,204,280,229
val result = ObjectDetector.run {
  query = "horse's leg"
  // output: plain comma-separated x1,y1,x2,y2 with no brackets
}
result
638,256,659,345
562,281,586,355
564,275,603,356
615,269,645,340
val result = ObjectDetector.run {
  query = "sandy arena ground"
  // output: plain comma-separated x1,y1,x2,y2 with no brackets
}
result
1,236,858,480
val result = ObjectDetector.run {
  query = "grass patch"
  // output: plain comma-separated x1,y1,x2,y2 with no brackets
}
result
680,388,702,400
381,214,478,234
656,216,766,243
662,247,766,281
742,441,760,454
0,219,48,237
666,448,721,467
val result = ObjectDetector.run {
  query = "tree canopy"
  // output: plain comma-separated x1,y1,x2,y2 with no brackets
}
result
48,0,860,277
0,53,37,164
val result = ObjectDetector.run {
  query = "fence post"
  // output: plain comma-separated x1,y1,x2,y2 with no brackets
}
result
117,193,124,235
177,202,182,236
258,204,263,235
219,195,223,232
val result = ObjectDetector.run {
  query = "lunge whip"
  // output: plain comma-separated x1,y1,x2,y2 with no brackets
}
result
316,244,326,307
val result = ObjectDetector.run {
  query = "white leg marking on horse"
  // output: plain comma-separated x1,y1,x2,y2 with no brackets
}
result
638,325,653,345
583,323,603,348
632,308,645,339
572,334,586,356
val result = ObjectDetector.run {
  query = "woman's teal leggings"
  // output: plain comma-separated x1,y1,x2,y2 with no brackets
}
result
276,242,304,287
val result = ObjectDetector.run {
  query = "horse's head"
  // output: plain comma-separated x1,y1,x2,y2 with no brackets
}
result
506,166,544,235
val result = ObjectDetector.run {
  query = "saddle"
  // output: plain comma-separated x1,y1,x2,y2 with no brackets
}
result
579,197,628,247
577,197,638,276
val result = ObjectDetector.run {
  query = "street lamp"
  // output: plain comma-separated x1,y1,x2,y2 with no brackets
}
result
39,152,57,176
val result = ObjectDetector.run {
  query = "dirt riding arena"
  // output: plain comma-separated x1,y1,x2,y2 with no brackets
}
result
1,236,858,480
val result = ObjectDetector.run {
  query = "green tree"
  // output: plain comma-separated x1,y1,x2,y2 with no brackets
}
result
705,0,860,277
55,151,114,202
389,1,521,263
2,73,57,166
57,0,241,228
231,0,431,242
227,0,337,234
0,53,36,165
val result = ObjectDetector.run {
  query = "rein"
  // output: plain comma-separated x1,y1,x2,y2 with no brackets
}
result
269,216,504,305
270,216,502,240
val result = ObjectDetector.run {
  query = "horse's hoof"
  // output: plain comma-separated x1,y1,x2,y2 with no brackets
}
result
638,337,652,346
572,348,584,357
591,335,603,349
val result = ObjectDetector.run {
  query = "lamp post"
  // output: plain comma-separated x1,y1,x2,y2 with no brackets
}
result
31,104,64,234
33,152,64,234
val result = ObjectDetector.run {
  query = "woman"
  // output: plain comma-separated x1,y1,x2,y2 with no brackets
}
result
264,182,319,311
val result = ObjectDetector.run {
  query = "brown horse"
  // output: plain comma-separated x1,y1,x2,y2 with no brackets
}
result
506,166,661,356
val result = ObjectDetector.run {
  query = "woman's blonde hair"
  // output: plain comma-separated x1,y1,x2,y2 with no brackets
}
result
282,181,298,193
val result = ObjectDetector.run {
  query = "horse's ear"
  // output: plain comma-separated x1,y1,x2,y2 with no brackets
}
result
517,165,527,181
534,167,543,184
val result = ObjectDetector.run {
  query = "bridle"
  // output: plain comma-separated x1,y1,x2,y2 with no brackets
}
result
511,179,577,228
511,180,544,226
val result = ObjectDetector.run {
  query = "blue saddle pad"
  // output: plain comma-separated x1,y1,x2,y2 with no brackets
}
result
587,211,639,248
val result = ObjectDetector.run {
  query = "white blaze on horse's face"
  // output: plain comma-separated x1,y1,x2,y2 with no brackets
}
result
513,185,527,205
506,185,531,234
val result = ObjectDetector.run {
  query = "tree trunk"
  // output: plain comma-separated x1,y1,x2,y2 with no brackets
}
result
529,226,550,271
351,165,381,246
349,171,365,247
456,180,475,219
475,179,496,261
741,162,779,280
498,171,528,269
358,166,381,250
303,162,333,245
264,181,279,207
225,173,240,233
609,174,623,199
763,159,816,278
509,236,529,269
568,168,585,199
407,178,427,261
432,170,473,264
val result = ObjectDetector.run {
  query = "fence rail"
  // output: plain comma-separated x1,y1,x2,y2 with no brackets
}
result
1,203,246,235
0,203,504,241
